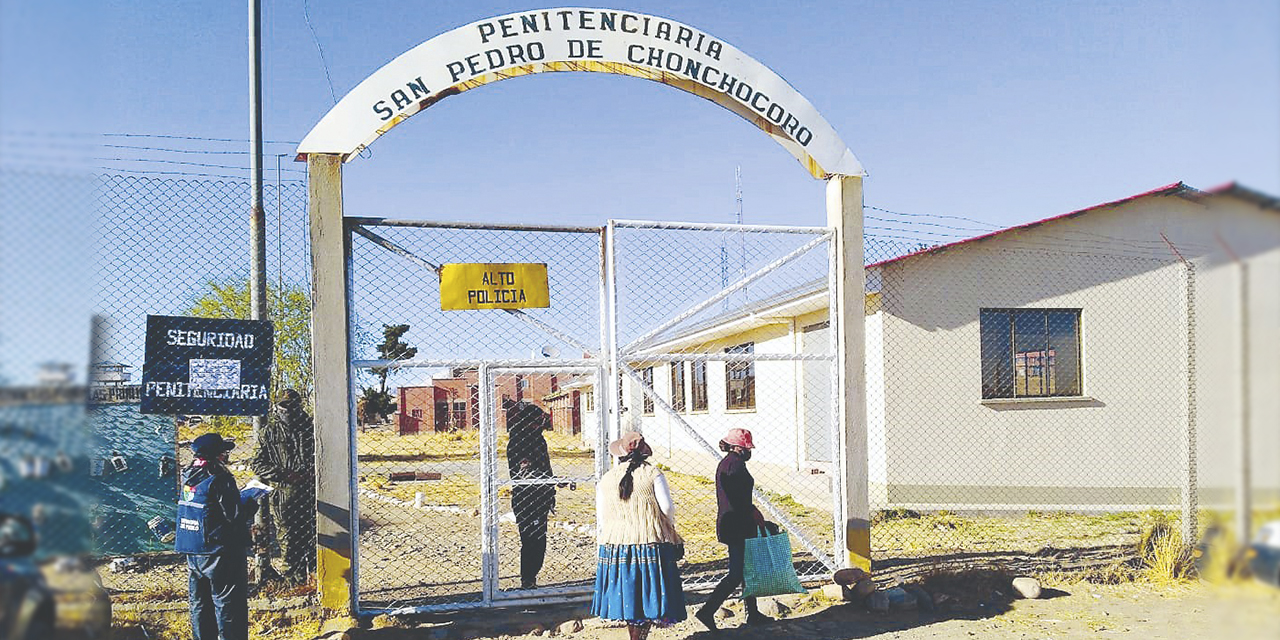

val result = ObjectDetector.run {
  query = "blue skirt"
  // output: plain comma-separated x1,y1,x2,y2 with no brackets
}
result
591,543,687,624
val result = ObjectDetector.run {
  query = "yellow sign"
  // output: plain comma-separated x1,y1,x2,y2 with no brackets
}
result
439,263,550,310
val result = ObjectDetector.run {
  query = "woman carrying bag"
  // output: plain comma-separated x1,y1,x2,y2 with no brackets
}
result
694,428,775,632
591,432,686,640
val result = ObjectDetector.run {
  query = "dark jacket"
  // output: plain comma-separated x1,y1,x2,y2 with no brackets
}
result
251,402,316,488
177,463,253,554
714,451,756,543
505,402,555,516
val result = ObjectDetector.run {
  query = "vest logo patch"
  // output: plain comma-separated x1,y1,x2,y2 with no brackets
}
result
183,485,196,501
180,518,201,531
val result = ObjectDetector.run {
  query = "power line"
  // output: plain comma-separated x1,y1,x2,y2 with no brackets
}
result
303,0,339,105
95,166,307,182
95,156,306,173
866,204,1001,228
101,133,300,145
100,144,254,155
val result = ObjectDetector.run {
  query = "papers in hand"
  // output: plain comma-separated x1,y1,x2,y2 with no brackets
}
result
240,478,274,502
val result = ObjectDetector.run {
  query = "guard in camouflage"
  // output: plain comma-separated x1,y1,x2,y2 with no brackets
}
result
250,389,316,583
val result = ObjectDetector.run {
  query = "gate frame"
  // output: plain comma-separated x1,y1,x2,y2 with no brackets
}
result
323,211,865,615
341,218,608,615
606,219,844,581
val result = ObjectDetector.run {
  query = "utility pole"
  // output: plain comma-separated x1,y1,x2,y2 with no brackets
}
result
249,0,267,341
248,0,277,584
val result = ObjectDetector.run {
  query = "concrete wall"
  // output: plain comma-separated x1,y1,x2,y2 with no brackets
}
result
873,192,1279,508
616,191,1280,512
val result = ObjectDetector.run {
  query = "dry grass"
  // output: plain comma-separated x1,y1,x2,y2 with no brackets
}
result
356,427,595,462
1139,521,1198,584
113,607,325,640
872,509,1152,555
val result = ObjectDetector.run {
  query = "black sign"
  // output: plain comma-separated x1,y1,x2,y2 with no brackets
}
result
140,315,274,416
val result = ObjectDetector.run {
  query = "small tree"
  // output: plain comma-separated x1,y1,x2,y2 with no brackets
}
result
370,324,417,394
358,386,395,424
187,280,313,400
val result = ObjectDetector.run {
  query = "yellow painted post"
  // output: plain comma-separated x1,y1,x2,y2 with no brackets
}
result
307,153,356,615
827,175,871,572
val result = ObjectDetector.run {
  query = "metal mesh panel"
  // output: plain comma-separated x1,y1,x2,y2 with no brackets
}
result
863,233,1199,571
491,368,599,595
609,221,841,589
89,171,314,594
346,221,603,612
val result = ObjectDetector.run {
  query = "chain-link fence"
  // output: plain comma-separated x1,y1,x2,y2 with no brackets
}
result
345,220,605,612
341,217,842,614
610,220,842,591
90,170,315,596
7,158,1274,621
862,233,1200,573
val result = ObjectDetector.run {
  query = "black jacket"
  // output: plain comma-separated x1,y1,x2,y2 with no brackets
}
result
714,451,756,543
505,402,555,515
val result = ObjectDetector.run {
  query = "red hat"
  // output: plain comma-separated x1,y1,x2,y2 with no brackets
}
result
608,431,651,458
721,428,754,450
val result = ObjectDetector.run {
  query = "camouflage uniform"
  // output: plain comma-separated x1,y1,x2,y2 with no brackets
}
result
250,393,316,582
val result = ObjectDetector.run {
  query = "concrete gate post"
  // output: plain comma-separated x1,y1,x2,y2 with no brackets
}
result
307,153,356,614
827,175,871,572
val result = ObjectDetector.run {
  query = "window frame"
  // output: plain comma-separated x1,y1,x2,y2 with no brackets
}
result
641,366,655,415
979,308,1083,400
690,360,709,413
670,361,687,413
724,342,756,412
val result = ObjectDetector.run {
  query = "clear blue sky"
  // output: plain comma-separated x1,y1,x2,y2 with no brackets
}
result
1,0,1277,382
5,0,1277,222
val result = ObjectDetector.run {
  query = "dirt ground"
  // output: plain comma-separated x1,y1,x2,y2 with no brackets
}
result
361,580,1280,640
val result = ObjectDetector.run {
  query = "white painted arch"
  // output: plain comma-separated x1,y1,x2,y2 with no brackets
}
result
297,7,864,179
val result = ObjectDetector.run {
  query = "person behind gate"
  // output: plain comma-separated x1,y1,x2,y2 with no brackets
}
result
505,400,556,589
591,431,686,640
251,388,316,584
695,428,775,632
176,433,258,640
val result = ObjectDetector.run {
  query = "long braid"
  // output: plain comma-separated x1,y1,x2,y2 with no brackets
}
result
618,452,650,500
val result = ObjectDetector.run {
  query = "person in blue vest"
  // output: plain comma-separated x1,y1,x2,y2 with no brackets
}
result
176,433,257,640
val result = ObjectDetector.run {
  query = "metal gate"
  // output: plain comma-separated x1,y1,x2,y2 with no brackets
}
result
344,217,840,615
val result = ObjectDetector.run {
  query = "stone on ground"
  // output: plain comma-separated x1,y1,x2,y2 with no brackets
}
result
832,567,870,586
757,598,792,618
557,619,584,635
852,578,877,599
885,586,917,610
1012,576,1042,599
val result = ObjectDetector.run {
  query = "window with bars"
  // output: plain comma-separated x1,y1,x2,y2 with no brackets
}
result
670,362,687,413
725,342,756,411
691,361,708,412
641,366,654,415
980,309,1082,399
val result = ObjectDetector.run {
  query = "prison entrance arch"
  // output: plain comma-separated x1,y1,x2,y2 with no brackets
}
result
301,7,870,615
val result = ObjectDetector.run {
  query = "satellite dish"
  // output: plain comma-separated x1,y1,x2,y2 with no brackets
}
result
540,345,560,358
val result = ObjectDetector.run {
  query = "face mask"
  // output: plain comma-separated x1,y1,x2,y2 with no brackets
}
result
739,448,752,462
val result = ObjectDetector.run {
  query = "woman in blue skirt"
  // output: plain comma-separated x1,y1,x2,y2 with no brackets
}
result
592,432,685,640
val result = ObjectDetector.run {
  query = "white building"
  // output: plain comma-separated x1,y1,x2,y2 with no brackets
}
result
621,182,1280,512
